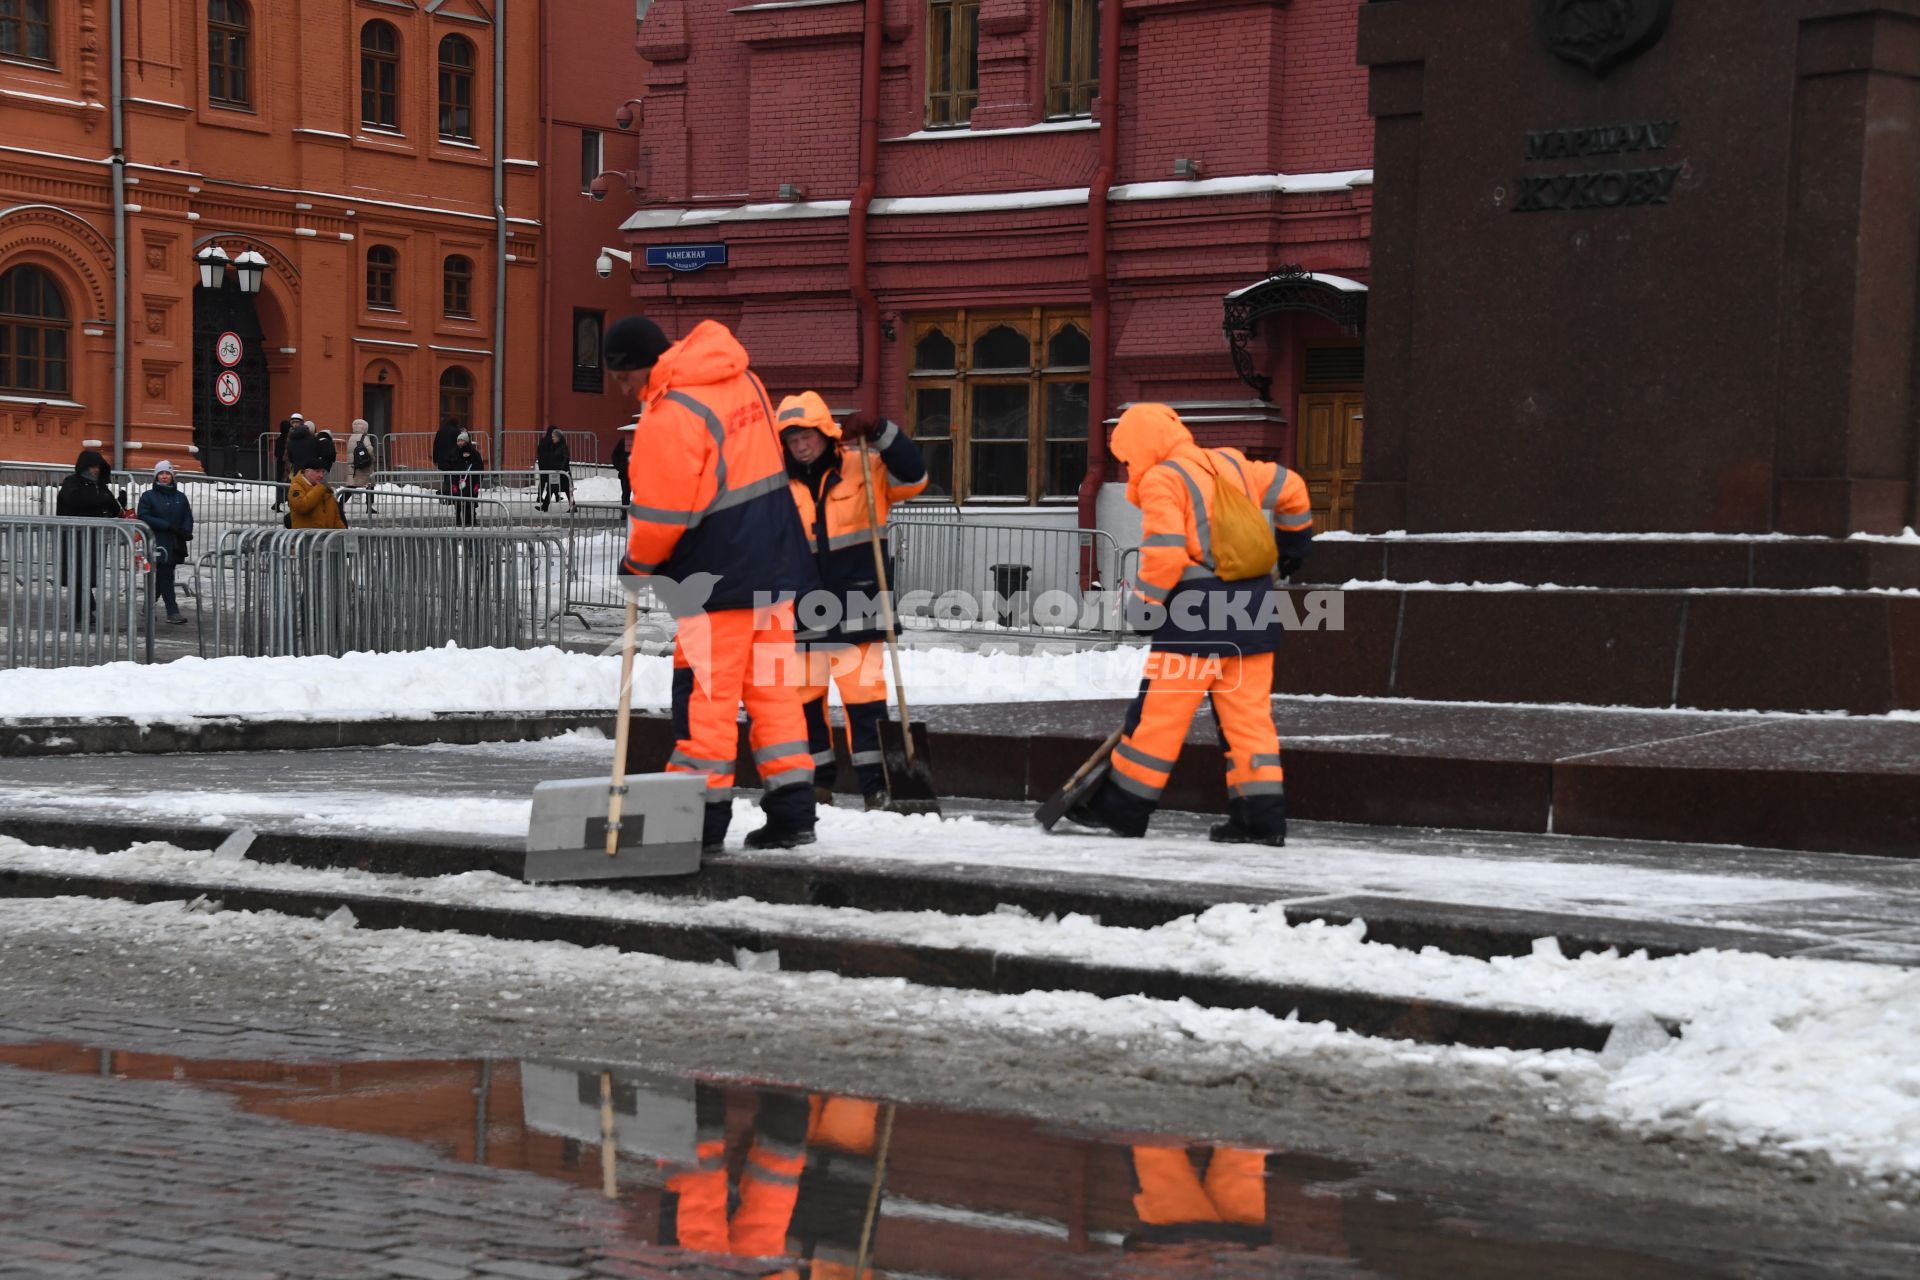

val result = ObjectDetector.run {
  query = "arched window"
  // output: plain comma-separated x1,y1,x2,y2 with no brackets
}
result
438,35,475,142
208,0,252,108
366,245,398,311
439,367,475,434
0,264,71,397
0,0,53,65
360,21,400,130
442,255,473,319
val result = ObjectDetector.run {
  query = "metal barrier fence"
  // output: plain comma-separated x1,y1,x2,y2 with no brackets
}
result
206,527,564,658
890,518,1128,637
382,430,601,473
0,461,140,518
554,505,1132,640
1,515,154,667
254,432,389,486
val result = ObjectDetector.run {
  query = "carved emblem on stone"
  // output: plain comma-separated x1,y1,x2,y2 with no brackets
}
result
1536,0,1673,76
146,246,164,269
146,375,165,399
145,309,165,334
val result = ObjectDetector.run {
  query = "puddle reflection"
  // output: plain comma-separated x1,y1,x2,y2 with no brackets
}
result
0,1042,1722,1278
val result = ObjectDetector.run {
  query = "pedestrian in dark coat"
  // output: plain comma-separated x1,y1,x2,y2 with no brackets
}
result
535,425,574,512
451,432,485,527
313,428,338,474
432,417,463,472
136,460,194,624
286,421,319,473
55,449,122,622
611,430,632,508
271,417,294,510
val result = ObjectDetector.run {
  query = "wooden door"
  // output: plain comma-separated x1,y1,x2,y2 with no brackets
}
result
1296,393,1365,532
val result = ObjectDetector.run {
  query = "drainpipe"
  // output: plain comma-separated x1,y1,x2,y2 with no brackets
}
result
1076,0,1122,535
491,0,509,465
850,0,883,421
536,0,552,433
110,0,127,470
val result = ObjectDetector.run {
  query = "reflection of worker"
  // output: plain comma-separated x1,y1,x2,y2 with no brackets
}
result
663,1086,884,1278
775,392,928,809
1128,1143,1350,1262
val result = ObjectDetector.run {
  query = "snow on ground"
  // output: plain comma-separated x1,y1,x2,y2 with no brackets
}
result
0,644,1150,724
6,833,1919,1184
0,768,1870,928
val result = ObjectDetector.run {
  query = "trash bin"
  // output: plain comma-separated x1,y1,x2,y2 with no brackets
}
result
990,562,1032,629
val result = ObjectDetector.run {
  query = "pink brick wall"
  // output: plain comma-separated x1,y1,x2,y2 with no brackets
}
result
616,0,1374,470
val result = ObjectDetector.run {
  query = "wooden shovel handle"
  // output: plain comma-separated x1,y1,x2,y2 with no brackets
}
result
606,592,639,857
854,433,918,768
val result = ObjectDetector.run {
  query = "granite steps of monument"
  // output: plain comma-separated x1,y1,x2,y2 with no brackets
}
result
1283,535,1920,715
612,700,1920,860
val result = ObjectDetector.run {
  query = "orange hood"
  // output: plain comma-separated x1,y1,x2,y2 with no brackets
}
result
1111,403,1196,506
644,319,750,401
775,390,841,439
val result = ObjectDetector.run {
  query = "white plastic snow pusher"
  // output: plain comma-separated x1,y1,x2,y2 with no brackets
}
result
523,595,707,883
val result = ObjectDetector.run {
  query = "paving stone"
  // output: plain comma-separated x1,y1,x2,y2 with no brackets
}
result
474,1261,591,1280
380,1259,476,1280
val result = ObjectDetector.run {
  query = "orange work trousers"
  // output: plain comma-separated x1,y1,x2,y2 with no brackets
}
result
669,602,816,807
1108,650,1285,809
1132,1145,1267,1229
798,642,889,795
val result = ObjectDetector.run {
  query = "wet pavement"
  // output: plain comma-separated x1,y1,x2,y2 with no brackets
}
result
0,1009,1883,1279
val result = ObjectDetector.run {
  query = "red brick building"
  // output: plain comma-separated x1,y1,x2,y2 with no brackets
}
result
612,0,1372,536
537,0,649,458
0,0,543,476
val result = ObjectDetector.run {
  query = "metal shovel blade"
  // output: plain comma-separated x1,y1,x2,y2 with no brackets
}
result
1035,730,1122,831
523,773,707,883
877,720,941,816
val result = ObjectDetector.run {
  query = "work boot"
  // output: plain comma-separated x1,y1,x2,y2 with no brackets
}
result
701,803,731,854
1210,796,1286,847
165,610,187,626
864,791,890,812
1063,779,1151,839
746,782,817,850
814,785,836,807
1208,820,1285,848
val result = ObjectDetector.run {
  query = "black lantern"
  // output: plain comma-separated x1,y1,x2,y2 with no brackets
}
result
233,250,267,295
195,245,230,290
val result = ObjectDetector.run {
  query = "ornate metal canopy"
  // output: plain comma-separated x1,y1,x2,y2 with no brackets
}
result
1222,265,1368,400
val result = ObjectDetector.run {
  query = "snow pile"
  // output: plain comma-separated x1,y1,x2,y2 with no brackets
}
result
5,833,1920,1182
0,644,1148,723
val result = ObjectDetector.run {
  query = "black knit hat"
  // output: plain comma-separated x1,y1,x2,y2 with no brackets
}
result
604,316,672,373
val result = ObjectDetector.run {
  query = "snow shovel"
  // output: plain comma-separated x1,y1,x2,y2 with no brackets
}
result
854,432,941,816
523,594,708,882
1035,728,1124,831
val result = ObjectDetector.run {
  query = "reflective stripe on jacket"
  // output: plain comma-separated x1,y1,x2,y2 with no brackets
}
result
1110,402,1313,655
621,321,817,613
777,395,929,645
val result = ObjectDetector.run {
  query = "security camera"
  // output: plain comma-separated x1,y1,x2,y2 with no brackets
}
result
589,174,611,202
595,253,614,279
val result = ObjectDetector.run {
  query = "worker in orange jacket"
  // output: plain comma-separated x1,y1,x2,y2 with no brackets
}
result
664,1085,885,1277
1067,403,1314,846
606,316,821,851
775,392,929,809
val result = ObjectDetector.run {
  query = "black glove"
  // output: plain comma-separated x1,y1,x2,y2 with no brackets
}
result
839,414,884,442
1277,556,1304,581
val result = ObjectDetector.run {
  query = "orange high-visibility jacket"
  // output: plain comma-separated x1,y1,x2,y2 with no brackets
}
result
620,321,816,612
1111,402,1313,655
776,391,927,644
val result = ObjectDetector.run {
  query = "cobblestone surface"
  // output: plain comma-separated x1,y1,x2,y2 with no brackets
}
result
0,1042,770,1280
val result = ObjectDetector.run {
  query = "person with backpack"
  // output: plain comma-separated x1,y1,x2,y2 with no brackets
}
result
534,425,575,512
1064,403,1314,847
344,419,377,516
